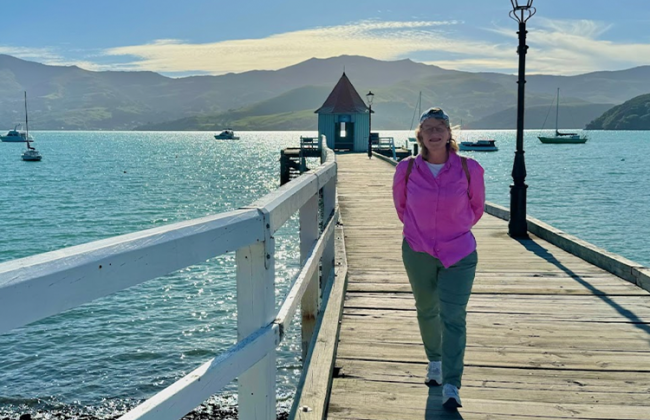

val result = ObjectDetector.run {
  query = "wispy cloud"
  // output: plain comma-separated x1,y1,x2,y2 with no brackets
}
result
4,18,650,76
0,45,117,71
476,18,650,75
0,46,62,62
100,20,461,75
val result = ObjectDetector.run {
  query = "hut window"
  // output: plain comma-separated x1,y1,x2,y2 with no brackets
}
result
340,122,346,137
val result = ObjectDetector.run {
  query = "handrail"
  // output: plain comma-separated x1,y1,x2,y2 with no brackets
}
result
372,136,397,160
0,139,337,420
0,210,263,334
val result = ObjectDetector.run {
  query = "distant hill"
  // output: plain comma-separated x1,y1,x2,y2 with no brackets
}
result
467,103,615,130
136,85,332,131
2,53,650,130
586,93,650,130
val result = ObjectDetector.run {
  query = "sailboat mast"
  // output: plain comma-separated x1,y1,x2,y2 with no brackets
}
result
408,91,423,131
555,87,560,134
24,91,29,137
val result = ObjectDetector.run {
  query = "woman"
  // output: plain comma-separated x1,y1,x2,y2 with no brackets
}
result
392,108,485,410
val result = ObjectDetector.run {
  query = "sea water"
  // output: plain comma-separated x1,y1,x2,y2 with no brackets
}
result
0,130,648,418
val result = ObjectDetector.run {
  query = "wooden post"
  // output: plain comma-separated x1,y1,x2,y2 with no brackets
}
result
300,193,319,362
237,240,276,420
320,135,327,164
280,150,291,185
321,177,336,292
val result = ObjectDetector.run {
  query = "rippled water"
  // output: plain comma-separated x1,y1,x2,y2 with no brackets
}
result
1,129,648,418
0,132,313,418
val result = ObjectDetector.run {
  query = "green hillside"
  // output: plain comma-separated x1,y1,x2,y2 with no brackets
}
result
586,93,650,130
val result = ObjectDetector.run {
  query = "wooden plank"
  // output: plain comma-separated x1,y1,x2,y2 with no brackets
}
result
336,340,650,371
336,359,650,393
346,282,649,295
342,306,650,323
328,379,650,420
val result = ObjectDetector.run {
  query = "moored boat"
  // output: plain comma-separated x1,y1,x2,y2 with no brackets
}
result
18,91,42,161
22,147,42,161
459,139,498,152
1,124,33,142
538,88,588,144
538,132,587,144
214,129,240,140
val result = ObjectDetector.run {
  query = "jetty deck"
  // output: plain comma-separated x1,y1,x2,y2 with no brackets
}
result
328,153,650,419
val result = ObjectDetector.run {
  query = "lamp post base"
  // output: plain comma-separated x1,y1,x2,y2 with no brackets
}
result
509,183,529,238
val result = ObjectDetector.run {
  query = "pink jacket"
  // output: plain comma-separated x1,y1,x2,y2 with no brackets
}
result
392,152,485,268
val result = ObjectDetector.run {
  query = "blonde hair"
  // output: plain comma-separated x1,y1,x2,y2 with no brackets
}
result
415,124,459,159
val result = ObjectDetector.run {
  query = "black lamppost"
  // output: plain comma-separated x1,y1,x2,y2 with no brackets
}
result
366,91,374,159
508,0,536,238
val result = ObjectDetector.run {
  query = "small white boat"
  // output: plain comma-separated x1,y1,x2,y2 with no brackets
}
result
459,139,498,152
214,129,240,140
1,124,33,142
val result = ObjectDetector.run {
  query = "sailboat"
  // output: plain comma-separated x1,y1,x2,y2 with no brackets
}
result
538,88,587,144
20,92,42,161
406,91,422,145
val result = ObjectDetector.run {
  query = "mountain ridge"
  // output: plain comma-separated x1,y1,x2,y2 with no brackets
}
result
1,54,649,130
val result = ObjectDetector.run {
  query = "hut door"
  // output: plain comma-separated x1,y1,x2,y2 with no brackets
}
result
334,122,354,151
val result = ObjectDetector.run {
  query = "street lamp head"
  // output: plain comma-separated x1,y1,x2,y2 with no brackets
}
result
366,91,375,107
511,0,533,9
510,0,535,23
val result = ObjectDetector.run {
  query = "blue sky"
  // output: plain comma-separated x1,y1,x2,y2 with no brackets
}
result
2,0,650,77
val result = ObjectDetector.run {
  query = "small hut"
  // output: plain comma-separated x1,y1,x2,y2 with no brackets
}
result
315,73,371,152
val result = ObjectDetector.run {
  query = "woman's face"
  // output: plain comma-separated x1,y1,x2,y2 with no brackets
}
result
419,119,450,154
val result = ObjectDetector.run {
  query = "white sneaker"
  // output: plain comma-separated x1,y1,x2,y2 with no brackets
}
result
442,383,462,409
425,361,441,385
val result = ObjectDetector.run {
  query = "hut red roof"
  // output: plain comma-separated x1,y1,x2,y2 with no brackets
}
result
315,73,370,114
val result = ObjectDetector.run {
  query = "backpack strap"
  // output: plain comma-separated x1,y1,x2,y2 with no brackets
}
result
405,157,415,187
461,156,471,196
403,157,415,200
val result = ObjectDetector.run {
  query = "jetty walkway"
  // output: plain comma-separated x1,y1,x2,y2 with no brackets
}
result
325,153,650,420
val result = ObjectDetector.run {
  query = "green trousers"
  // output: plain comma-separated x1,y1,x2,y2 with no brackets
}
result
401,239,477,388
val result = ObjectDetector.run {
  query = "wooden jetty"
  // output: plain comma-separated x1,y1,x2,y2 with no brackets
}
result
281,136,323,184
322,153,650,420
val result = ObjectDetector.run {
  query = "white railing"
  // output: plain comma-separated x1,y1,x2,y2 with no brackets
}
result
372,136,396,160
0,142,338,420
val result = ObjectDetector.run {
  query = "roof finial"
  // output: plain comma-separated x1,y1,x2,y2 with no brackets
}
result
343,66,346,75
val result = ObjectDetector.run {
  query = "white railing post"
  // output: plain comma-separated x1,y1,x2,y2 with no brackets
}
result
299,193,320,362
321,176,336,291
319,135,326,163
237,238,276,420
